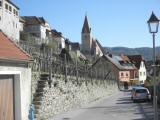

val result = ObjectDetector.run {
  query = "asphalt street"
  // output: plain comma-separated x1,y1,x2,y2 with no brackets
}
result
51,90,160,120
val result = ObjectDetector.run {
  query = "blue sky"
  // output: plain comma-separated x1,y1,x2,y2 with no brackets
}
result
13,0,160,48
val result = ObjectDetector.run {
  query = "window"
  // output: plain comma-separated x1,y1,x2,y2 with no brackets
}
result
9,6,12,12
16,11,18,16
121,73,124,76
143,72,145,76
13,9,16,14
126,73,128,77
0,1,1,6
5,4,8,10
13,21,15,27
140,72,142,76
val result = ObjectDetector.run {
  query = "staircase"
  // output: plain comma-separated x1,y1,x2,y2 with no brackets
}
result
33,73,49,119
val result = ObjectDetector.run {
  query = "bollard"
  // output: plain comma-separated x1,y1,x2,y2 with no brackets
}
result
29,104,35,120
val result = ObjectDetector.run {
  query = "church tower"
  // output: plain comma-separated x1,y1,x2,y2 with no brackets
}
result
81,15,93,54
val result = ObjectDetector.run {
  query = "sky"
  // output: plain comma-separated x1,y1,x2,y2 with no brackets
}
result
13,0,160,48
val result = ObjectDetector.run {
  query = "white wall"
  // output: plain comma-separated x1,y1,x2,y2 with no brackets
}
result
119,71,130,82
0,0,20,42
54,37,65,49
139,61,147,83
0,66,31,120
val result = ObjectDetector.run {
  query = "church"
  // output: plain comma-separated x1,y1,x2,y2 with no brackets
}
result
81,15,104,58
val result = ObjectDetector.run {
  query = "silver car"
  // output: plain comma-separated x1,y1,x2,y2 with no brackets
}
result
131,87,151,102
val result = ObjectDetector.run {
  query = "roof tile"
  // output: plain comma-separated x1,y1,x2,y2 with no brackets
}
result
0,31,32,62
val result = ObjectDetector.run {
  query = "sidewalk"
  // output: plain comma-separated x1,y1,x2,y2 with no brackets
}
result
48,90,120,120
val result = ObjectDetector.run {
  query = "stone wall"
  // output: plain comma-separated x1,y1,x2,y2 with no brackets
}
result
31,72,40,100
32,73,118,120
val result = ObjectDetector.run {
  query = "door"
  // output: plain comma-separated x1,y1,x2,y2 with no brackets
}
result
0,75,14,120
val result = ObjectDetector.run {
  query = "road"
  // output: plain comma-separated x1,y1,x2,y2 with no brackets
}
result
51,90,160,120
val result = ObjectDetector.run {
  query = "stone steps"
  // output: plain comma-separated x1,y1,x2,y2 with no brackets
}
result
33,73,49,119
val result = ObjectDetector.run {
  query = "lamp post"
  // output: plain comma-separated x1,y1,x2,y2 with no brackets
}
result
147,12,159,120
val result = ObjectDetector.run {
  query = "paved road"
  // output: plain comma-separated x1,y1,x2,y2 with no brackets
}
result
51,91,160,120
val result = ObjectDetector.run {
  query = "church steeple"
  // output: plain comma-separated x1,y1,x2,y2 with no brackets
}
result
82,15,91,33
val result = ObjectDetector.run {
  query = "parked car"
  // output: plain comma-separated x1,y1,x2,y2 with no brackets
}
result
131,87,151,102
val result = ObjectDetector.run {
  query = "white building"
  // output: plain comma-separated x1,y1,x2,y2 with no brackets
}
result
21,16,52,44
127,55,147,84
139,61,147,84
0,0,20,42
51,29,65,49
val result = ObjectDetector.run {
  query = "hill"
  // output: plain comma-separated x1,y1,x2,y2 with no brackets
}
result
104,46,160,61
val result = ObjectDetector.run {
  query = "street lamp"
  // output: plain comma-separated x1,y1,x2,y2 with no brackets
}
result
147,12,159,120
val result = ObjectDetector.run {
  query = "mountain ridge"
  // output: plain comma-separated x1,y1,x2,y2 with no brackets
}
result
104,46,160,61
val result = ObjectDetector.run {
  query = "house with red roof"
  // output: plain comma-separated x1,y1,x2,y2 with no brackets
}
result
0,30,33,120
92,54,138,88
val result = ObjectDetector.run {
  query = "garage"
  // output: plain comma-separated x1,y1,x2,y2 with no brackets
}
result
0,75,14,120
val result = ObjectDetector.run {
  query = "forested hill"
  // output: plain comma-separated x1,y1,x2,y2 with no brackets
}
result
104,47,160,61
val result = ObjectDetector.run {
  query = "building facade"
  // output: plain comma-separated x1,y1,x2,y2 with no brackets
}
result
51,29,65,50
139,61,147,83
0,0,20,42
127,55,147,84
21,16,52,44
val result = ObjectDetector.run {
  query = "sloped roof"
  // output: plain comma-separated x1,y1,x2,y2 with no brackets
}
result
95,39,106,54
82,15,91,33
0,31,32,62
121,54,130,62
106,54,137,70
21,16,46,26
127,55,144,69
70,42,80,51
92,54,136,71
51,29,62,37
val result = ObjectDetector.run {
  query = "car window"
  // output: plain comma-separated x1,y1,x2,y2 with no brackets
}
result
136,89,147,93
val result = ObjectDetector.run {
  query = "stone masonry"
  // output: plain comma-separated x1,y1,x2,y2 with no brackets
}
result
32,73,118,120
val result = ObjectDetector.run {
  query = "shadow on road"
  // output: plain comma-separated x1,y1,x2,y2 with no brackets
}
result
116,91,160,120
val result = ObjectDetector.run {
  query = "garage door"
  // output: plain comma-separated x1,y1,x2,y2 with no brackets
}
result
0,75,14,120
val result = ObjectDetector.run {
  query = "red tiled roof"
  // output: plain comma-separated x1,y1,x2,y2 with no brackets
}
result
0,31,32,62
